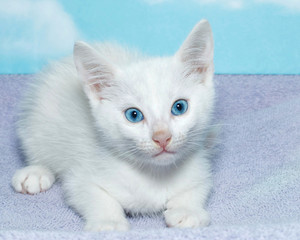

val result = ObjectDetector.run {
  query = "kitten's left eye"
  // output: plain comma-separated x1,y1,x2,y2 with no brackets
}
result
171,99,188,116
125,108,144,123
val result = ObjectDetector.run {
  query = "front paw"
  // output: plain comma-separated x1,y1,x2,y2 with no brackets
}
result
164,208,210,228
84,219,130,232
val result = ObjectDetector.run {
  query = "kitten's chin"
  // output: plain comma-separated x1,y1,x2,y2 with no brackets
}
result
149,151,178,166
153,150,176,158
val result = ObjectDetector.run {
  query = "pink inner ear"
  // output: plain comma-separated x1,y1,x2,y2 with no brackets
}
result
91,82,101,93
89,83,107,101
90,82,102,100
184,65,210,78
86,67,114,100
196,66,209,74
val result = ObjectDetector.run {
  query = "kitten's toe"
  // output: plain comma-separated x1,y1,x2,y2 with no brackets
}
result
12,165,55,194
164,208,210,228
84,220,130,232
23,174,41,194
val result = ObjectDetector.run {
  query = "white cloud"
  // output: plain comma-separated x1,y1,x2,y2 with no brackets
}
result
193,0,244,9
142,0,300,11
0,0,79,57
143,0,244,9
255,0,300,11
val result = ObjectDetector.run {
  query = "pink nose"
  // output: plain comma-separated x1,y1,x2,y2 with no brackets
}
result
152,130,172,149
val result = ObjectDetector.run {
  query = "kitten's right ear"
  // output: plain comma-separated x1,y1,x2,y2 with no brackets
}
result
73,41,114,102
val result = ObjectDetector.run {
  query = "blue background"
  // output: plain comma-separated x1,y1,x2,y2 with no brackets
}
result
0,0,300,74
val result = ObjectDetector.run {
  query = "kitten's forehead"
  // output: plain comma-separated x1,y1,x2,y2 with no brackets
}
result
121,58,181,112
127,58,176,88
126,58,180,94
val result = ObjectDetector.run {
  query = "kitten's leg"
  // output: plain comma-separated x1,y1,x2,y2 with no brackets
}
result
12,165,55,194
64,180,129,231
164,184,211,228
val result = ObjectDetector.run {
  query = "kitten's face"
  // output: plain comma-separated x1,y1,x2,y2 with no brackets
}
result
94,59,214,166
74,19,214,167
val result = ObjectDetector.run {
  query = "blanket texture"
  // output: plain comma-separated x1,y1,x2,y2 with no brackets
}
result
0,74,300,240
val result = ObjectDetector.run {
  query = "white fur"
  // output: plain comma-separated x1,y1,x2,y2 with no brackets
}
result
12,19,215,231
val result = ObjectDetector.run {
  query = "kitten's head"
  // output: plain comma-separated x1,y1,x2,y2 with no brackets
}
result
74,19,214,168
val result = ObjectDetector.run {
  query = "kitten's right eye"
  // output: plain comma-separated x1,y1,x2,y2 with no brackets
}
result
125,108,144,123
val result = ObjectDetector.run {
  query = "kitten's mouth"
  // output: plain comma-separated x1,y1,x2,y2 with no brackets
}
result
153,150,175,158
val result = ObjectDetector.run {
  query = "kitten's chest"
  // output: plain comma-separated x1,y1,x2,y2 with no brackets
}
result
111,173,171,214
105,168,183,214
123,183,168,213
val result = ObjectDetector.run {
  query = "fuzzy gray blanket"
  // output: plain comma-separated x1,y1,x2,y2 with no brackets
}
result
1,74,300,239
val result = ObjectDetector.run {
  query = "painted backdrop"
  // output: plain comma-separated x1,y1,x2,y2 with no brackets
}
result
0,0,300,74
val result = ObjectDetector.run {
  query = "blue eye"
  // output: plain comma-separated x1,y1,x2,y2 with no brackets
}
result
171,99,188,116
125,108,144,123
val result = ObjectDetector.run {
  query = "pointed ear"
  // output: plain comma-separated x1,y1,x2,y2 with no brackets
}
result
176,19,214,78
73,41,114,102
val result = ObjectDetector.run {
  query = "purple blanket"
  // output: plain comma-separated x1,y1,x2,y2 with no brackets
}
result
1,74,300,239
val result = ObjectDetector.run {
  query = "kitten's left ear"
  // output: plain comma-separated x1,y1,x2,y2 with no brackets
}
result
176,19,214,78
73,41,115,103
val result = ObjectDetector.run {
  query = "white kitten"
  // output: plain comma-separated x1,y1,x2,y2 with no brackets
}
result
12,19,215,231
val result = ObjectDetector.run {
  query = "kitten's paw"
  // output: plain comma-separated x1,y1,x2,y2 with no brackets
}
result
84,219,130,232
164,208,210,228
12,165,55,194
